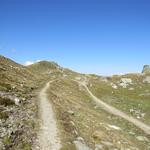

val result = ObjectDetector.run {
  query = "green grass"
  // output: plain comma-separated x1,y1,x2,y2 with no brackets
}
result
0,111,8,119
2,136,12,146
88,76,150,125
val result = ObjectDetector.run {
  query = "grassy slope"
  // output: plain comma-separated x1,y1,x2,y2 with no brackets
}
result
0,55,36,93
88,74,150,125
0,55,39,149
47,78,150,150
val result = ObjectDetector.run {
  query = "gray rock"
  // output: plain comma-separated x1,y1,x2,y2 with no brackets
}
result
111,83,118,89
14,98,20,105
76,137,84,142
129,87,134,91
70,121,75,126
74,141,92,150
119,78,132,88
95,144,103,150
143,76,150,84
67,110,75,115
101,141,113,147
142,65,150,74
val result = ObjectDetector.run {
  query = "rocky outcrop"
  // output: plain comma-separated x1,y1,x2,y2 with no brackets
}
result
119,78,133,88
142,65,150,74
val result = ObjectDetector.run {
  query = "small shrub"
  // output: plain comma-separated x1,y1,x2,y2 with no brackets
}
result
0,97,15,106
0,82,11,92
2,136,12,146
21,142,31,150
0,112,8,119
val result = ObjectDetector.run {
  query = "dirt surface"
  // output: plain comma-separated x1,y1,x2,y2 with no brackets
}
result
78,81,150,135
37,81,61,150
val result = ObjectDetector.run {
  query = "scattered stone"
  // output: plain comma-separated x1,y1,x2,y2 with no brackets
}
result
119,78,133,88
14,98,20,105
95,144,103,150
77,137,84,142
137,116,141,119
101,141,113,147
70,121,75,126
136,136,149,142
129,108,145,119
129,131,135,136
143,76,150,84
12,86,16,89
107,125,121,131
121,78,132,84
22,98,26,101
67,110,75,115
111,83,118,89
74,141,92,150
73,130,78,136
129,87,134,91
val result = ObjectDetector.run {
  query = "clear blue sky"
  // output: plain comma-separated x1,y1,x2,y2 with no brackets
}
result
0,0,150,75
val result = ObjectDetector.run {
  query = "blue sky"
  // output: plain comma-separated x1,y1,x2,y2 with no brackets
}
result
0,0,150,75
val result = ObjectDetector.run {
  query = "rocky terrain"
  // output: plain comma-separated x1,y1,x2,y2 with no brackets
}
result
0,55,39,150
0,55,150,150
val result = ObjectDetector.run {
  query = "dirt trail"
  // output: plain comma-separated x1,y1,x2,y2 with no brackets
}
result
37,81,61,150
78,81,150,135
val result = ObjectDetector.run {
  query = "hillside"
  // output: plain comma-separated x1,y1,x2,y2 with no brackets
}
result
87,73,150,124
0,55,150,150
0,55,39,150
27,60,81,80
0,55,36,92
44,74,150,150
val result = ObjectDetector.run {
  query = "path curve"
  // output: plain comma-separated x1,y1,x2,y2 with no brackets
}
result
37,81,61,150
77,81,150,135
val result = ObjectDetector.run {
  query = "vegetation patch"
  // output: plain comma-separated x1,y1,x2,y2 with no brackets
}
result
0,97,15,106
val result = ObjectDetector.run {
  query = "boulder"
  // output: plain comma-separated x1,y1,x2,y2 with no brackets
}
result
119,78,132,88
142,65,150,74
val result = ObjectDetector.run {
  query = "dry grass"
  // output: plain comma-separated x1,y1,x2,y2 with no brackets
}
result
47,78,150,149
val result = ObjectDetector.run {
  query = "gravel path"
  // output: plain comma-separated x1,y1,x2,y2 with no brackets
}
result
37,81,61,150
